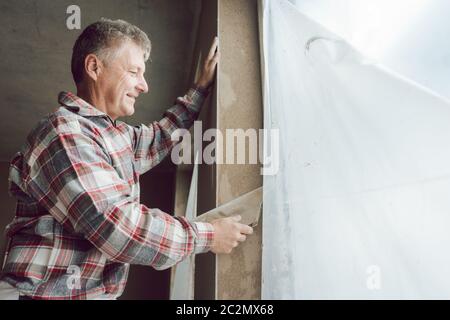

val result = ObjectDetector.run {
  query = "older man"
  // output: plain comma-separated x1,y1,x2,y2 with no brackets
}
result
0,18,252,300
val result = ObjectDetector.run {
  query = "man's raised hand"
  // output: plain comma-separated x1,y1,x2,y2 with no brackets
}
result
195,36,219,89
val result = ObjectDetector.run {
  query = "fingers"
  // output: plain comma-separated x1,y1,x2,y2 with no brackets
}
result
231,215,242,222
195,37,219,89
210,215,254,255
231,215,254,235
207,36,219,62
237,234,247,242
210,50,220,66
240,224,253,235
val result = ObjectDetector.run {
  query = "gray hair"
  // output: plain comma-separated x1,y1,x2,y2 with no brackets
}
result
71,18,151,84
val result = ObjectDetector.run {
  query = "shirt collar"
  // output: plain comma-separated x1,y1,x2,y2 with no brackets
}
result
58,91,109,118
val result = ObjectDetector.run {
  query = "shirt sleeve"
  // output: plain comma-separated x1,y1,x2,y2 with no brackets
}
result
129,87,209,175
24,117,214,270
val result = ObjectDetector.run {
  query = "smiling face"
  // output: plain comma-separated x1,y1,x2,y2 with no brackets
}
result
96,41,149,120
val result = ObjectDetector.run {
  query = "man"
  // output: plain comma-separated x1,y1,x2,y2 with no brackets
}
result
0,18,253,300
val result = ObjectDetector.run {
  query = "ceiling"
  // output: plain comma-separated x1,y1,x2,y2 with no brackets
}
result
0,0,201,163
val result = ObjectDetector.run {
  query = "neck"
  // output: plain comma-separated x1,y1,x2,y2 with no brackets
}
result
76,83,114,119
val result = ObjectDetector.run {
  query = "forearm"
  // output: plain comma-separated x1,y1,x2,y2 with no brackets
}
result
82,203,215,268
130,87,210,173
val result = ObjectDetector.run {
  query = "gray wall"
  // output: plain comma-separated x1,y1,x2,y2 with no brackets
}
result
0,0,201,162
0,0,204,299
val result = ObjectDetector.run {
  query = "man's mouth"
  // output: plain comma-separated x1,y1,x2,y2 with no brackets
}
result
126,94,137,101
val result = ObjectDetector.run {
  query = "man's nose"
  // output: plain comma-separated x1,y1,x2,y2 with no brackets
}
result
137,76,149,94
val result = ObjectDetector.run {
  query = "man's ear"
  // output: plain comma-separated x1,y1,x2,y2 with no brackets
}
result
84,54,103,81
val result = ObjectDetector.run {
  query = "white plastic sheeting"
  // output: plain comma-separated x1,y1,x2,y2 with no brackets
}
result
292,0,450,101
260,0,450,299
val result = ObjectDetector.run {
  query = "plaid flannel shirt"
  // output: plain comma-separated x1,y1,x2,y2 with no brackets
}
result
0,88,214,299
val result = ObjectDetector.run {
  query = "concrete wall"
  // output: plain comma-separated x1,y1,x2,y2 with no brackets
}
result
216,0,263,299
0,0,201,161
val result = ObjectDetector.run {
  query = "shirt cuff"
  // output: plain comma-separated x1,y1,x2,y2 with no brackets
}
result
192,221,215,254
193,85,211,97
182,87,208,114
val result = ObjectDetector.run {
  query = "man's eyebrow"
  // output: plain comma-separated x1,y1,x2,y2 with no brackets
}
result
130,65,145,72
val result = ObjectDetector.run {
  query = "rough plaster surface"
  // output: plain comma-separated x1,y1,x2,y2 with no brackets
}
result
218,72,237,111
217,0,263,300
194,187,262,300
217,221,262,299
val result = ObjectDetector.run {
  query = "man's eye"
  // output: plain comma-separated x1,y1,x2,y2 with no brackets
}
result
129,71,138,75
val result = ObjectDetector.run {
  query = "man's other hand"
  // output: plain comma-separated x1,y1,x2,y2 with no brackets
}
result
210,215,254,254
195,36,219,89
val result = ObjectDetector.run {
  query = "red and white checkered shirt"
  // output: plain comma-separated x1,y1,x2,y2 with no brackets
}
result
0,88,214,299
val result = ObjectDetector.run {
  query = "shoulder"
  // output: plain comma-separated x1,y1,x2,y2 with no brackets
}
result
24,108,105,154
50,107,100,136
